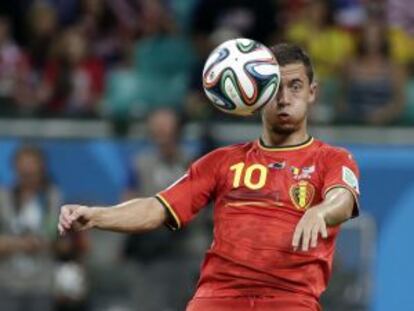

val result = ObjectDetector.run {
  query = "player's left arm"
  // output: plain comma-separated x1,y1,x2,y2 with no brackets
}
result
292,187,355,252
292,148,360,252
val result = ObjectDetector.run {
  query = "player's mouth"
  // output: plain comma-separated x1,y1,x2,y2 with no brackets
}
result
277,112,290,119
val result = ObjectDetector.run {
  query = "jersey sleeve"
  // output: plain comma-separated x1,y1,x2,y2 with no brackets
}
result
321,148,360,217
155,149,225,230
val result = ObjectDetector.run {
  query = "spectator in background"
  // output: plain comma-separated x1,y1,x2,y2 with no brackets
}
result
123,108,208,311
129,0,196,115
388,0,414,36
0,16,36,116
44,0,79,27
0,145,60,311
286,0,355,123
136,0,178,38
123,109,190,260
364,0,413,67
286,0,355,78
384,0,414,67
26,3,58,73
77,0,123,66
339,19,406,125
38,27,104,117
124,108,190,200
102,41,142,122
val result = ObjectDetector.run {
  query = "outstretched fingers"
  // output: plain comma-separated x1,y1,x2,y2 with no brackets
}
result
292,219,305,251
292,215,328,252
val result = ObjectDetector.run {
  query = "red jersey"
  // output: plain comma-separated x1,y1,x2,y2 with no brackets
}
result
156,137,360,302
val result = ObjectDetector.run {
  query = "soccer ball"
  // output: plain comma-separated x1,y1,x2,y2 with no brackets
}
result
202,38,280,116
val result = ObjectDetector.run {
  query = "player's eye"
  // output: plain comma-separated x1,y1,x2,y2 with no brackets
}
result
290,83,302,92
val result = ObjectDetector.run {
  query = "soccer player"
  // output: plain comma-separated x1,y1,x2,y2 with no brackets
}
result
58,43,360,311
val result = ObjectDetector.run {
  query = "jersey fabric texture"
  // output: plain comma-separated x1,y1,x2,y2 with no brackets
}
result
156,137,360,308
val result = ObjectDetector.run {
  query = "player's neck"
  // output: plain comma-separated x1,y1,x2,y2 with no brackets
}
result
261,129,310,148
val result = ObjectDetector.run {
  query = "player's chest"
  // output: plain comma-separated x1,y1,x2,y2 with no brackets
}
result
219,152,323,211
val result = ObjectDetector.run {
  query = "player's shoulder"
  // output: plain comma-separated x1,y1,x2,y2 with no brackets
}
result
191,143,253,171
314,139,355,160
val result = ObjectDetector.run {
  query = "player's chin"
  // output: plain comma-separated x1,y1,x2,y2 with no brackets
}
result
271,123,297,135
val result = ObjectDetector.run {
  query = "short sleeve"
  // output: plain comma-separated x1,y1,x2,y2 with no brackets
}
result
155,149,224,230
321,148,360,217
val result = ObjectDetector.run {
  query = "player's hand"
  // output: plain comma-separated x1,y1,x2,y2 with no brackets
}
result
58,205,95,236
292,207,328,252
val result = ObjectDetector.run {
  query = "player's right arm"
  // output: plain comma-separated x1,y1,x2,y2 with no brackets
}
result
58,197,166,235
58,147,226,235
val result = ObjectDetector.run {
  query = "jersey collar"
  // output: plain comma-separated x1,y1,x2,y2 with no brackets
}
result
257,136,314,152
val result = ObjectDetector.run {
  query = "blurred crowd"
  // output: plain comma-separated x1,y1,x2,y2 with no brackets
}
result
0,0,412,125
0,145,89,311
0,107,215,311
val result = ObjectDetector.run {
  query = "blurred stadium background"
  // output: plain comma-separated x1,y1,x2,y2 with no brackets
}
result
0,0,412,310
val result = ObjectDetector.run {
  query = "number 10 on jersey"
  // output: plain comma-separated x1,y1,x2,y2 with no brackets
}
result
230,162,268,190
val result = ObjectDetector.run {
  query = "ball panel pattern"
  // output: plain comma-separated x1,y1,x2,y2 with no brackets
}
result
202,38,280,116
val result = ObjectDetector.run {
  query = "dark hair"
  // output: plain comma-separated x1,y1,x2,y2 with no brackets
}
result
270,43,314,83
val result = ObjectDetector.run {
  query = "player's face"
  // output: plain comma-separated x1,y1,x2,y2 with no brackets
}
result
262,63,316,134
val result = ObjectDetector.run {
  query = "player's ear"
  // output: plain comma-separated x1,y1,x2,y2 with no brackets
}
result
309,81,318,105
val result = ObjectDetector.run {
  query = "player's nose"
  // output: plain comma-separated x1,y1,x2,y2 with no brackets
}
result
276,86,290,106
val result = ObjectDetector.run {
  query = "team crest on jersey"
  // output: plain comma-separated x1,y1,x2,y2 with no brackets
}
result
289,180,315,210
291,165,315,180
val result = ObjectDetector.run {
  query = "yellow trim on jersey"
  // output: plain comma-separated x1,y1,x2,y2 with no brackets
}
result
258,137,314,152
323,184,359,199
155,194,182,230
